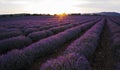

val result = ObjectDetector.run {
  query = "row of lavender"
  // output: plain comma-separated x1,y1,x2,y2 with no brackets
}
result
0,18,99,70
39,19,105,70
0,22,70,40
0,23,76,54
0,16,100,29
107,19,120,70
0,16,98,32
0,18,100,54
0,16,98,40
109,16,120,25
28,18,99,42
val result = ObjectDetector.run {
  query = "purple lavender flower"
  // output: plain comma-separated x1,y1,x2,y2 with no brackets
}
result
0,36,32,54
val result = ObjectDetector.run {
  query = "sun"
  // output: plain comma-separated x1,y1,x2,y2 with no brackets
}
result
55,13,68,21
56,13,68,17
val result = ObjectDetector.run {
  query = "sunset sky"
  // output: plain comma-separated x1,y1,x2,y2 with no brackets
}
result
0,0,120,15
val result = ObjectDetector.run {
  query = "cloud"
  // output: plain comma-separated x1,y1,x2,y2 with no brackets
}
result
75,0,120,13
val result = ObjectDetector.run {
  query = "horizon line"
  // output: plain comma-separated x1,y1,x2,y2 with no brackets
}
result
0,11,120,15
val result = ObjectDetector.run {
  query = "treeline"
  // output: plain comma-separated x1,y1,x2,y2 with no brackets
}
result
0,13,103,17
0,13,51,17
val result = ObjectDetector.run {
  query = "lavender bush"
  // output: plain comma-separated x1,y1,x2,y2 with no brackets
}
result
0,31,23,40
49,24,74,34
0,36,32,54
23,28,39,35
28,24,75,42
40,53,91,70
28,30,53,42
107,19,120,50
0,28,20,33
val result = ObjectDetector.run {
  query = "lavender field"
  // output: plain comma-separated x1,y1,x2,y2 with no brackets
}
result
0,15,120,70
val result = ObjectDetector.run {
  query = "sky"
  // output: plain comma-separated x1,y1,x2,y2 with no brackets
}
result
0,0,120,15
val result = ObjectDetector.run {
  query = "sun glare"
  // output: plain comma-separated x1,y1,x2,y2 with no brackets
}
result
55,13,68,21
56,13,67,17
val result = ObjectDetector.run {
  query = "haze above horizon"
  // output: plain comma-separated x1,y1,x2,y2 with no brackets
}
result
0,0,120,15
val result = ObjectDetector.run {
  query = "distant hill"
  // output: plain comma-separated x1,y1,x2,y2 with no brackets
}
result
97,12,120,16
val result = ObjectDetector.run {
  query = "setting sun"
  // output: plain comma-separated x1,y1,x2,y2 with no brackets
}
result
55,13,68,21
56,13,68,17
